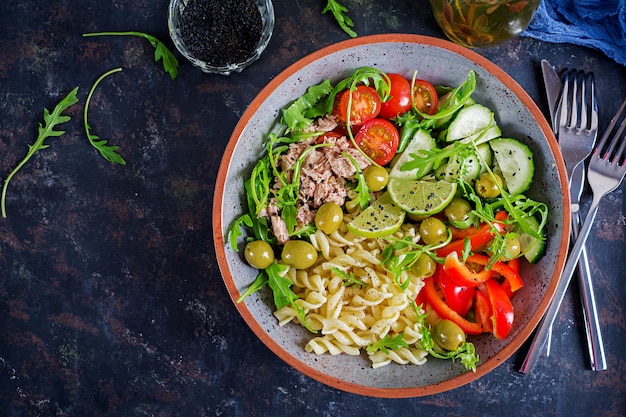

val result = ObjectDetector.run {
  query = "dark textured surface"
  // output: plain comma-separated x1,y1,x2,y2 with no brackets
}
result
0,1,625,416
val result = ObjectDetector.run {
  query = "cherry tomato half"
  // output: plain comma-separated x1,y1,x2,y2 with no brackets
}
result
333,85,381,126
412,79,439,115
379,73,412,119
354,118,400,166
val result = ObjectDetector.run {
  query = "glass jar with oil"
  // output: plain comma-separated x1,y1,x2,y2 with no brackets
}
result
431,0,540,48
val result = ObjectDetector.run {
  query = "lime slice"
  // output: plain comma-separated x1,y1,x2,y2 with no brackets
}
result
387,178,457,216
347,192,405,238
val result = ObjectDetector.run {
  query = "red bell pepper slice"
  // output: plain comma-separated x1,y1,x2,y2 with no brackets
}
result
466,253,524,293
443,252,494,287
435,265,475,316
484,278,514,339
507,257,521,274
473,287,493,333
437,210,508,258
422,277,483,335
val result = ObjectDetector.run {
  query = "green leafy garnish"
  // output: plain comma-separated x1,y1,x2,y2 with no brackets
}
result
366,333,409,354
322,0,357,38
1,87,79,218
83,31,179,80
281,79,334,132
84,68,126,164
342,151,372,209
331,267,366,288
238,263,314,332
415,306,479,372
380,231,452,289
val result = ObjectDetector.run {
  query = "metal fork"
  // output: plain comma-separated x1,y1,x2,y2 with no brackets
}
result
521,97,626,374
543,69,597,358
550,70,606,371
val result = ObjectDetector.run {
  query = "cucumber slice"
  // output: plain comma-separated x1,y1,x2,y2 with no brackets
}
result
516,215,546,264
435,149,481,184
476,142,493,174
489,138,534,195
460,124,501,146
434,91,476,129
446,104,494,142
389,129,436,180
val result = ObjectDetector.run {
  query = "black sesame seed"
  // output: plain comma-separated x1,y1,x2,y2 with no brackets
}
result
179,0,263,66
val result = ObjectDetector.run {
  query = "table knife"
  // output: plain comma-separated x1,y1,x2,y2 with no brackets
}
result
541,59,561,129
540,59,561,357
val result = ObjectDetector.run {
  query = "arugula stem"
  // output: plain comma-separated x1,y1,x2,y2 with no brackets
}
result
83,67,126,164
1,151,32,218
1,87,79,218
83,31,179,80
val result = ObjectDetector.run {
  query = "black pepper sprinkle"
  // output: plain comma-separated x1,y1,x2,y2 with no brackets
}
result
179,0,263,66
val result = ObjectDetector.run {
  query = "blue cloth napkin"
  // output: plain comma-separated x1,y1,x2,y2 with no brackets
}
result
522,0,626,66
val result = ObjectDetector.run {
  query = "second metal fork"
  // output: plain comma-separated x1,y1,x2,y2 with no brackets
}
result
521,97,626,374
558,70,606,371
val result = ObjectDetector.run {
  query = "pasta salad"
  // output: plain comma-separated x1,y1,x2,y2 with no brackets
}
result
228,67,548,371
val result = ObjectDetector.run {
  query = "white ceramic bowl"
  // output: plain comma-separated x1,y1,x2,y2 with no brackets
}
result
213,34,570,397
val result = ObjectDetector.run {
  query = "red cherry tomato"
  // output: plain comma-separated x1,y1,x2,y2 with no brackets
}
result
379,73,412,119
333,85,381,126
412,79,439,115
354,118,400,165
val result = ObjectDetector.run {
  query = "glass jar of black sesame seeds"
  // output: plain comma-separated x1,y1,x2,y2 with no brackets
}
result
168,0,274,75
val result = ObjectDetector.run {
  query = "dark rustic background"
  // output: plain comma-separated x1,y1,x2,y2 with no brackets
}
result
1,1,625,416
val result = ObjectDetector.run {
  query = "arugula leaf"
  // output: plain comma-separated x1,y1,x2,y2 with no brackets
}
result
341,151,371,209
83,31,179,80
400,141,470,183
84,67,126,165
413,303,479,372
228,214,253,251
322,0,357,38
1,87,79,218
267,263,314,332
419,70,476,122
380,230,451,289
366,333,409,354
281,79,334,132
237,270,269,303
427,341,479,372
331,267,366,288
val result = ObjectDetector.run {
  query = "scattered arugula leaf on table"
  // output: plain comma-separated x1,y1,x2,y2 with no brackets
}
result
84,67,126,165
83,31,179,80
322,0,357,38
1,87,80,218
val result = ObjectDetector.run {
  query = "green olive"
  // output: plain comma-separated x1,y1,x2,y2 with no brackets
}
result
411,253,436,278
503,236,521,260
475,172,503,199
363,165,389,192
419,217,448,245
407,213,429,222
444,197,472,223
244,240,275,269
315,202,344,234
433,319,466,351
281,240,318,269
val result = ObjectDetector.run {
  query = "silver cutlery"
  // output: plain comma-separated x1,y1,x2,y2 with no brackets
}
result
540,61,604,365
521,97,626,374
563,70,606,371
540,59,561,357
